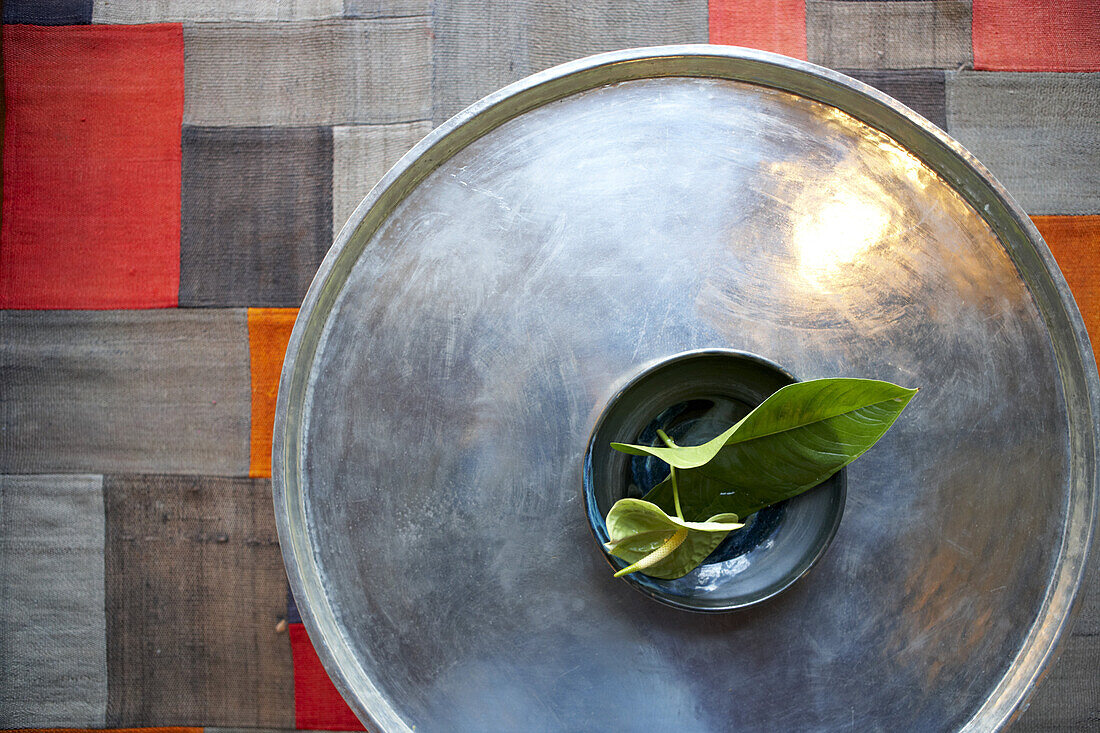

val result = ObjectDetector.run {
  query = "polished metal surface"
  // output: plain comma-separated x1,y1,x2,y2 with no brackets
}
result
273,47,1098,732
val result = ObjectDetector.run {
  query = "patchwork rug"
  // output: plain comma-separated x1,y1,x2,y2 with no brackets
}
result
2,1,1098,729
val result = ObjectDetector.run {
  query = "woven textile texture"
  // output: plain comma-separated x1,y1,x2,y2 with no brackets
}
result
1,23,183,308
2,1,1099,730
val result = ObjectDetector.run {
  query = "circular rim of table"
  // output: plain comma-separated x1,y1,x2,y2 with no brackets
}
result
272,44,1100,732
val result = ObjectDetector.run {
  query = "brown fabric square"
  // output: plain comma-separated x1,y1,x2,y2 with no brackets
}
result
104,475,294,727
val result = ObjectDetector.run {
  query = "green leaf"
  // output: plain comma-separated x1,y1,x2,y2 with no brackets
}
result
611,420,744,469
603,498,742,580
640,378,917,520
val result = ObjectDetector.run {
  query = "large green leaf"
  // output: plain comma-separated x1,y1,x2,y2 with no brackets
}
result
636,379,917,520
603,498,742,580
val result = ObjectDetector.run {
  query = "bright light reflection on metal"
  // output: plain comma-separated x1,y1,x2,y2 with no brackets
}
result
796,193,890,285
877,141,927,187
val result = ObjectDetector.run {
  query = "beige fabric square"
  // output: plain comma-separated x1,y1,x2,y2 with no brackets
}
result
184,19,432,126
332,121,434,237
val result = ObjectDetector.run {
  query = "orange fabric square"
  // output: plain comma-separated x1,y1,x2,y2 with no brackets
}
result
1,24,184,308
289,623,366,731
710,0,807,60
248,308,299,477
974,0,1100,71
1033,216,1100,352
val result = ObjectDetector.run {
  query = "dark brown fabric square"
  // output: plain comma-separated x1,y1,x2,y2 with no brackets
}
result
180,125,333,307
104,474,294,727
843,69,947,129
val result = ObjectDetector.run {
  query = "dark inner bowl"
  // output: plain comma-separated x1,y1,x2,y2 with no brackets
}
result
582,349,846,612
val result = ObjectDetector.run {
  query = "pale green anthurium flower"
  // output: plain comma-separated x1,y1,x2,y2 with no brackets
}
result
604,498,742,580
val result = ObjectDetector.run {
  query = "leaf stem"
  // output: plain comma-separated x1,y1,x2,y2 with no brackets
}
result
670,467,684,521
656,429,684,521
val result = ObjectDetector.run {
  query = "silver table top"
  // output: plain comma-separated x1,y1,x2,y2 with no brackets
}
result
273,46,1099,732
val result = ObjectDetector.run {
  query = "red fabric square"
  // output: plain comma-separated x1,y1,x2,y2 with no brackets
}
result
2,24,184,308
973,0,1100,71
289,623,367,731
710,0,807,60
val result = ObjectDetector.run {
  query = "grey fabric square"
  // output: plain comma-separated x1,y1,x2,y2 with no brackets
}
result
0,475,107,727
344,0,429,17
181,126,333,307
0,310,250,475
93,0,342,22
807,0,972,70
431,0,707,124
946,72,1100,215
1015,535,1100,730
183,19,431,126
1014,633,1100,730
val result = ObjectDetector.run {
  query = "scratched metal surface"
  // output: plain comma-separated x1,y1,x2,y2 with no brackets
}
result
273,48,1098,732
